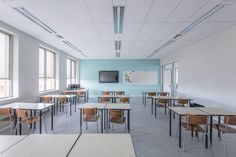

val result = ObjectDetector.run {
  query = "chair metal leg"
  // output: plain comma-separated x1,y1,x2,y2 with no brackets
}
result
183,130,187,152
96,122,99,133
86,122,88,130
222,133,228,157
14,123,18,135
43,117,48,133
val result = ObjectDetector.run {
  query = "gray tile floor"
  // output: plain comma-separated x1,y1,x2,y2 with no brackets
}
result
1,97,236,157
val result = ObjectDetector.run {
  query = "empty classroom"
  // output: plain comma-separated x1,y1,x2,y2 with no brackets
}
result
0,0,236,157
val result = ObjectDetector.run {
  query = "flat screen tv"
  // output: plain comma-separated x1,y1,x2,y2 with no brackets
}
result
99,71,119,83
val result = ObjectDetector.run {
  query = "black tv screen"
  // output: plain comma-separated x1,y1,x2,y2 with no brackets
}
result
99,71,119,83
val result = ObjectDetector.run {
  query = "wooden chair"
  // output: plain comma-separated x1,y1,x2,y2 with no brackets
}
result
102,91,111,95
83,108,100,132
182,114,208,152
115,91,125,95
100,96,111,103
109,110,126,131
155,98,169,116
159,92,169,96
146,92,156,103
176,98,189,107
0,108,15,134
119,97,130,103
41,96,52,103
213,116,236,157
58,96,70,117
15,109,47,134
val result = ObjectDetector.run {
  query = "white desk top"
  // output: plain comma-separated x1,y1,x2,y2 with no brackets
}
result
0,134,79,157
0,103,54,110
98,95,130,98
151,96,192,100
41,94,76,98
0,135,26,154
78,103,107,109
106,103,131,110
68,134,136,157
196,107,236,116
64,89,88,92
169,107,208,115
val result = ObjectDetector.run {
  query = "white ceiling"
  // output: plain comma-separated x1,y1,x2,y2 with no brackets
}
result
0,0,236,59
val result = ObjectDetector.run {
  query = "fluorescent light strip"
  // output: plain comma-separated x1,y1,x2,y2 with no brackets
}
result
115,40,121,50
13,7,85,57
147,2,230,58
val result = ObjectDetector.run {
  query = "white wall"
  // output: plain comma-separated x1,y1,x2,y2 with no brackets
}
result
161,25,236,111
0,21,79,105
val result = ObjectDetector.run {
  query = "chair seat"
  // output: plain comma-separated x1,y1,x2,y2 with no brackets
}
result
110,117,125,124
84,115,100,122
213,124,236,133
20,116,40,124
181,122,205,132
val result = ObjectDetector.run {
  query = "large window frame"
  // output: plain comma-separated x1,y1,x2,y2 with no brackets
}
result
0,30,12,99
39,47,56,92
66,58,76,86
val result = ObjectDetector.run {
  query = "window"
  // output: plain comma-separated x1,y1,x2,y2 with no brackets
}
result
39,47,56,92
0,31,11,99
67,58,76,86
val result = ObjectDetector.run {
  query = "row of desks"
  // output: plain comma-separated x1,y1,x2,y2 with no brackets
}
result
79,103,131,133
0,134,136,157
97,95,130,103
169,107,236,148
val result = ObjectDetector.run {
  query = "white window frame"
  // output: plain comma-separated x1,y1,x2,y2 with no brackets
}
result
0,30,13,99
66,58,76,86
39,47,56,92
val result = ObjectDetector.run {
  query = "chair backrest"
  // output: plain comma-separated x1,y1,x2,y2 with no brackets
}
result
115,91,124,95
159,92,169,96
186,114,208,125
16,110,28,119
109,110,124,118
83,108,97,117
58,96,67,104
42,96,52,103
102,91,111,95
224,116,236,125
0,108,12,116
178,99,189,106
101,97,110,103
63,91,71,95
119,97,129,103
159,98,168,104
147,92,156,96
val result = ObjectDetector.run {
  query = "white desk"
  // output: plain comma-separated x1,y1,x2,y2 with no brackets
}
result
0,103,54,134
97,95,130,103
0,135,26,154
106,103,131,133
63,89,89,102
68,134,136,157
0,134,79,157
79,103,107,133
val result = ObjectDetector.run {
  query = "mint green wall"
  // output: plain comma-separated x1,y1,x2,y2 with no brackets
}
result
80,59,161,95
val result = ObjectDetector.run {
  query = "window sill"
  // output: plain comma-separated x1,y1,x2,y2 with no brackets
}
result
0,96,19,102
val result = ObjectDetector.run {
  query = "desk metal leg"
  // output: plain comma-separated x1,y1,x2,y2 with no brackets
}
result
39,110,42,134
101,110,103,133
84,92,86,102
210,116,213,146
34,110,36,129
30,110,32,128
70,98,72,116
155,103,157,118
144,94,147,106
151,98,153,114
74,97,77,112
80,109,82,133
169,110,172,136
179,115,182,148
19,118,22,135
51,106,54,130
218,116,221,139
128,110,130,133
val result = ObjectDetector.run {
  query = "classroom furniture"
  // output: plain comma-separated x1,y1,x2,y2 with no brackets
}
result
109,110,126,131
182,114,208,152
168,107,208,148
82,108,100,132
68,134,136,157
106,103,131,133
119,97,130,103
78,103,106,133
142,91,158,106
0,108,15,134
0,103,54,134
154,98,169,117
159,92,169,96
58,96,70,117
100,96,112,103
63,89,89,102
102,91,112,95
41,95,76,116
0,134,80,157
213,115,236,157
0,135,26,154
114,91,125,95
176,98,190,107
97,95,130,103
